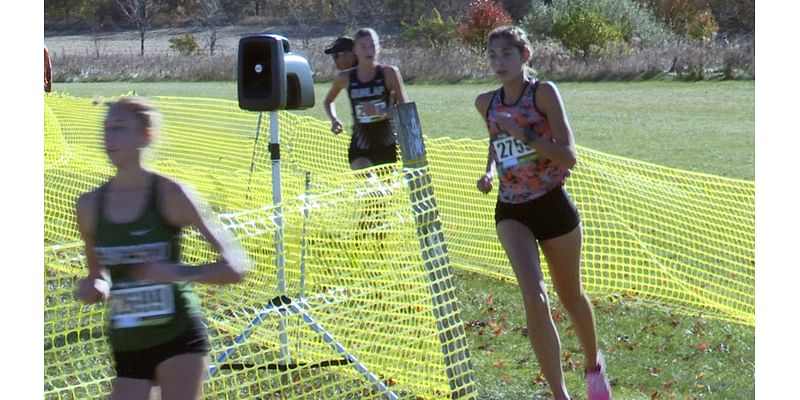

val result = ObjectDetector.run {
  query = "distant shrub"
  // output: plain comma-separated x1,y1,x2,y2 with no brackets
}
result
521,2,556,38
457,0,513,53
552,4,625,57
634,0,696,34
592,0,677,47
523,0,676,48
636,0,743,36
401,8,458,48
686,9,719,43
169,33,199,55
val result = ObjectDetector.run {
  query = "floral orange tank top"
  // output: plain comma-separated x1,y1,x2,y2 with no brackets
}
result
487,80,570,204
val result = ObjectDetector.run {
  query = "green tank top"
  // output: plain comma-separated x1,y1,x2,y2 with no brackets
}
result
93,174,203,351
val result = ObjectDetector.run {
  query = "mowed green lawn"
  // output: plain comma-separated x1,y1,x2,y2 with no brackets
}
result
56,80,754,180
52,81,755,399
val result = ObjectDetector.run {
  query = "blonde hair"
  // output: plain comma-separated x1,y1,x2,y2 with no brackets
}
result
105,97,161,142
488,26,537,78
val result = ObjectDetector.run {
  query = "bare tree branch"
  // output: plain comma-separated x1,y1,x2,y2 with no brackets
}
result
285,0,313,49
116,0,155,56
197,0,224,56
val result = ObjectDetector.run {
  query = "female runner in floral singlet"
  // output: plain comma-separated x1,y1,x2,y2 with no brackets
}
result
475,26,612,400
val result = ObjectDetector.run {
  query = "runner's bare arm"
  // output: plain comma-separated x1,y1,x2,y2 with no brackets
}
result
528,82,577,168
475,92,496,192
133,179,252,285
74,191,110,304
384,65,408,105
324,71,349,117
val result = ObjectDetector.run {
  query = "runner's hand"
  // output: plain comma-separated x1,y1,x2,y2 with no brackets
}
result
495,112,526,142
74,277,109,304
477,174,493,194
331,119,343,134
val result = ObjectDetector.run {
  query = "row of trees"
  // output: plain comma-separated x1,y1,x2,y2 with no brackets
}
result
46,0,228,55
45,0,753,58
45,0,754,34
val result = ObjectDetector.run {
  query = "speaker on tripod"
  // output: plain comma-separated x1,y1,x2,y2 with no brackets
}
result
221,34,399,400
237,34,314,111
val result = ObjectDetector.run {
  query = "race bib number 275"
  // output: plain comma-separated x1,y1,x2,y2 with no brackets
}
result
493,135,537,169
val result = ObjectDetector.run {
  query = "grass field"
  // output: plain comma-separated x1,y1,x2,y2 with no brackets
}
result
49,81,755,399
55,80,754,180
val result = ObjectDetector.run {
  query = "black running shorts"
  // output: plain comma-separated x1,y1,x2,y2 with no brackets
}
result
494,185,581,241
112,317,209,380
348,141,398,166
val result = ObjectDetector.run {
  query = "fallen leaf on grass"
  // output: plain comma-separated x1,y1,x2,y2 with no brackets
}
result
667,314,680,327
465,320,486,331
695,371,705,380
690,322,707,337
494,359,504,368
697,341,709,352
564,359,581,371
640,322,658,333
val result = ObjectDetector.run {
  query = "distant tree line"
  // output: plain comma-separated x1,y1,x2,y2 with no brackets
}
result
45,0,753,35
45,0,754,83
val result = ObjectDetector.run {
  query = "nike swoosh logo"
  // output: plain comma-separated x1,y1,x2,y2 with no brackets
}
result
130,229,153,236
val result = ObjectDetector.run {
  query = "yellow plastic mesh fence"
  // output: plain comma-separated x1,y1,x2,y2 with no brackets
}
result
45,94,475,399
427,138,754,326
44,94,754,399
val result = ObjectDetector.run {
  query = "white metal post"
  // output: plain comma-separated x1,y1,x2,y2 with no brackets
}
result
270,111,290,364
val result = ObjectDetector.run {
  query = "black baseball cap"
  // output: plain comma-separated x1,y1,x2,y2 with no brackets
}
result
324,37,354,54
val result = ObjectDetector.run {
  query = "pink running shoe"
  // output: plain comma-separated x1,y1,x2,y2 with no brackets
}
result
586,352,612,400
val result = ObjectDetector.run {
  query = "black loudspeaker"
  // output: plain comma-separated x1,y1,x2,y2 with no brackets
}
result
238,34,286,111
237,34,314,111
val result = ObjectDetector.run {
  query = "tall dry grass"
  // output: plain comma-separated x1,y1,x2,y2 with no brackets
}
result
50,34,753,83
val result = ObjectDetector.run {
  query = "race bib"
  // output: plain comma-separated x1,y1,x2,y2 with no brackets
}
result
110,284,175,328
355,99,389,123
492,135,537,169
